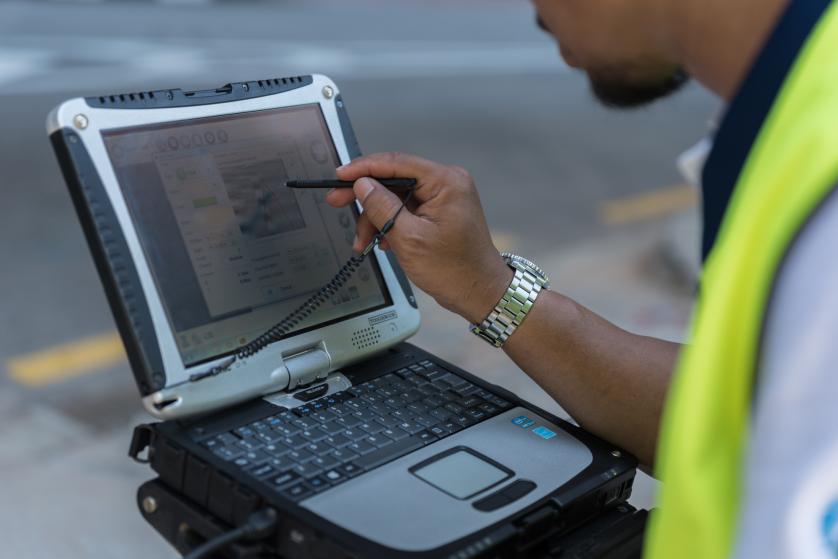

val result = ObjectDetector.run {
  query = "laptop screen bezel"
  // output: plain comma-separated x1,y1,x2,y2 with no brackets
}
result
48,75,420,418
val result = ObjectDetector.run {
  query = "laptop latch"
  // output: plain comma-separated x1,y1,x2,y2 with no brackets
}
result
283,347,331,391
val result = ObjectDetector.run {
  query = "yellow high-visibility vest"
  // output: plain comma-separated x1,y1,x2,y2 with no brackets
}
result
645,2,838,557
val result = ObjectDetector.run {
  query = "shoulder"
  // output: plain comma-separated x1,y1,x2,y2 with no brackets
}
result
733,185,838,558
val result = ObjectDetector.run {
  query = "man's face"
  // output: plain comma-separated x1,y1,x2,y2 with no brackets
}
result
533,0,688,108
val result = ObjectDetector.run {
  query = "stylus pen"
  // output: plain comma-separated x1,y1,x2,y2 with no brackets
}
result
286,178,417,190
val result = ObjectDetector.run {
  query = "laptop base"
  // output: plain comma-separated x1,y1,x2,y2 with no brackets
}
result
130,343,638,558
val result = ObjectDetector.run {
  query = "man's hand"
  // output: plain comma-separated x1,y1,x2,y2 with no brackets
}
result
325,152,512,324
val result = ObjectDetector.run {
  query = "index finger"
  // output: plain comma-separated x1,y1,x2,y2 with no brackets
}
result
336,152,440,182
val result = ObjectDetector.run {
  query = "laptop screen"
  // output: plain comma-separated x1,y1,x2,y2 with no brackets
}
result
101,104,391,366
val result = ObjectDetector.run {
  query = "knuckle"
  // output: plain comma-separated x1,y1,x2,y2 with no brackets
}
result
449,165,472,181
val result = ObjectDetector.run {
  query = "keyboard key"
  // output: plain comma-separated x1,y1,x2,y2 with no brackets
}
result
467,408,488,421
256,431,283,444
381,428,409,441
346,440,377,455
407,402,430,415
452,415,476,428
338,462,364,477
273,471,301,489
273,424,301,437
353,436,425,470
235,438,263,452
249,420,271,432
335,415,362,429
311,454,340,470
359,422,385,435
320,421,346,435
328,404,350,416
441,420,463,434
439,373,468,387
364,434,394,448
329,448,359,463
234,426,256,438
263,443,291,457
306,476,330,492
233,457,252,468
242,450,271,465
429,425,450,437
460,396,484,408
430,408,452,421
323,434,351,449
479,403,500,415
279,435,308,449
293,417,320,430
216,433,239,446
415,415,438,428
268,455,295,471
300,429,328,443
213,445,243,461
292,462,323,478
487,396,512,409
310,411,332,423
415,430,438,445
374,414,400,428
323,469,345,484
352,409,377,422
390,409,414,421
282,482,312,501
341,428,367,441
249,464,277,479
444,403,465,415
304,442,332,456
287,449,315,463
423,396,445,408
397,421,424,435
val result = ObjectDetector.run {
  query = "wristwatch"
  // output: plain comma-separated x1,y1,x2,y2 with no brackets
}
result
470,253,550,348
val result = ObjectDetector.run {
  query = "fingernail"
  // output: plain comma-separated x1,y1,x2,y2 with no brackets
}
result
354,178,375,201
326,188,336,196
336,164,346,171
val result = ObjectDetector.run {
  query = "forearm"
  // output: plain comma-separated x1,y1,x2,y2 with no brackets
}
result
501,290,680,467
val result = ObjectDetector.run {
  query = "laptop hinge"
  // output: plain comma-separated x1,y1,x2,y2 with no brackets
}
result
283,347,331,391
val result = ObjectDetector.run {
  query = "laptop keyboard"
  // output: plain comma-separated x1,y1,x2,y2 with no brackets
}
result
200,360,512,502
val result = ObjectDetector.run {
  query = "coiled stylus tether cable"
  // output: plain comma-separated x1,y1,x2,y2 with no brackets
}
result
188,187,414,384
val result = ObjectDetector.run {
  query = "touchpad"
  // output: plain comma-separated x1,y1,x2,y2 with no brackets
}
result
410,447,512,500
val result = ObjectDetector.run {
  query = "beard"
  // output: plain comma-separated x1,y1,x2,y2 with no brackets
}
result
587,66,690,109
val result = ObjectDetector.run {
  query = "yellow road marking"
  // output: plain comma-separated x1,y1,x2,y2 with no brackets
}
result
7,332,126,387
600,184,698,226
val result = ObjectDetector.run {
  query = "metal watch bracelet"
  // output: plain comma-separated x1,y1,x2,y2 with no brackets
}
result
470,254,550,348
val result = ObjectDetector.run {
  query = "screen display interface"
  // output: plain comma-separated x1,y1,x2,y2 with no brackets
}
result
102,104,390,366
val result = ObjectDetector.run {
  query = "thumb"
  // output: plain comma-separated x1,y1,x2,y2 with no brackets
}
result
353,177,414,235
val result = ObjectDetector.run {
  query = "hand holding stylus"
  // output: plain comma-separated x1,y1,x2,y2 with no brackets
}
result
324,152,511,325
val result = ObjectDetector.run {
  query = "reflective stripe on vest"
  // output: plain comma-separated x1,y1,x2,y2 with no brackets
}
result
645,3,838,558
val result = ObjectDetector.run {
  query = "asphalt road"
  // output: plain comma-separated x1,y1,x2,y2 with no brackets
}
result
0,1,715,555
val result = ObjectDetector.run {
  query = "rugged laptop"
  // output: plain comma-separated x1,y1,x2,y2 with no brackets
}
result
47,75,636,558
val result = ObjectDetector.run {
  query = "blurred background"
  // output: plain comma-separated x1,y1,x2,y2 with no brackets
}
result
0,0,717,556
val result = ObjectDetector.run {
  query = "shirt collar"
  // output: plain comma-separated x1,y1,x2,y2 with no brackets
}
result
700,0,833,261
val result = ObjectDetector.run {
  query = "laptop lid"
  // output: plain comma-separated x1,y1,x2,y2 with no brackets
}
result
47,75,420,419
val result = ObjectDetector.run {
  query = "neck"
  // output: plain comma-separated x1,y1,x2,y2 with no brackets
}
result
667,0,790,99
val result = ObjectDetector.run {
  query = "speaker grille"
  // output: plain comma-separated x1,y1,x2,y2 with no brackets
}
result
351,326,382,349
